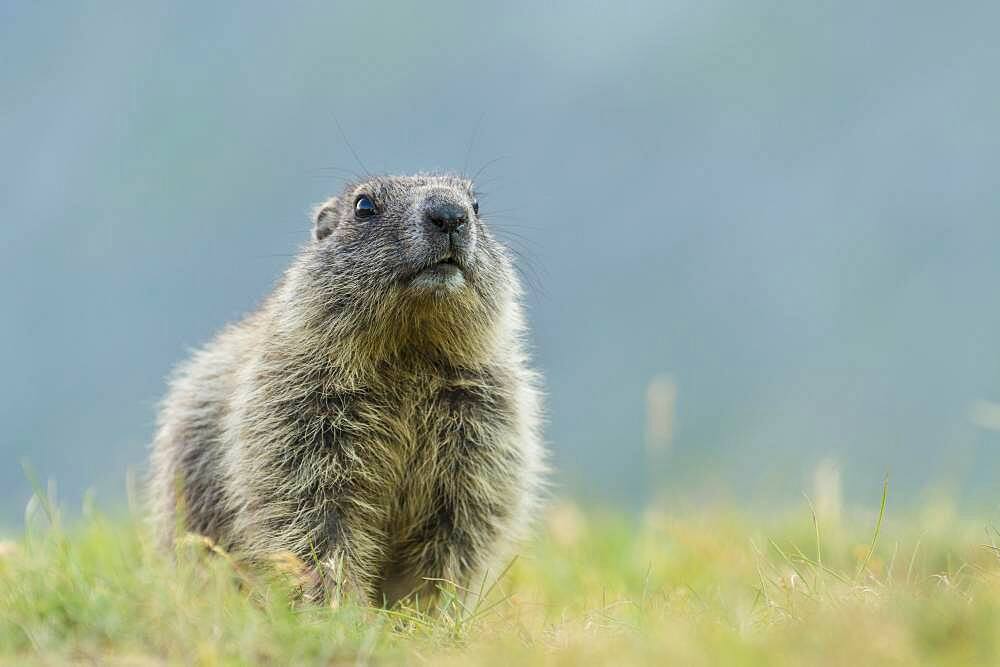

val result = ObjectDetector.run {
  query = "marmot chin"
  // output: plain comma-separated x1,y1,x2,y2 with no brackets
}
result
149,174,545,606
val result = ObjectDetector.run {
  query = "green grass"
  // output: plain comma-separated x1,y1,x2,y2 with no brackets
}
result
3,489,1000,665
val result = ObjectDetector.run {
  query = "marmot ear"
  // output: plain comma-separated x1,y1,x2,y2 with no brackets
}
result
312,196,339,241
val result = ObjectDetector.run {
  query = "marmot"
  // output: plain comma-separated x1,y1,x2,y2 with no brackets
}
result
149,174,545,606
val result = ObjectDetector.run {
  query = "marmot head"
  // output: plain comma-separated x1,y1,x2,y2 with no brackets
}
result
297,174,520,360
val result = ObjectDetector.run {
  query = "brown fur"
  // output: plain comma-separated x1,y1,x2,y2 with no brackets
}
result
148,174,545,606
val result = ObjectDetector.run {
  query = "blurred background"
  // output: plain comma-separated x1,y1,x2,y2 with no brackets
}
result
2,1,999,525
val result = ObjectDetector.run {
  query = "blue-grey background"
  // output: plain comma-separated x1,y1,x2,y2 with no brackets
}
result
3,2,999,522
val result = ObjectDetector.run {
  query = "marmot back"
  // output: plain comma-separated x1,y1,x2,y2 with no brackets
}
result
148,174,545,606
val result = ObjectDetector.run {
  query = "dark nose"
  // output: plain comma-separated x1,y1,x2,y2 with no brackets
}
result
424,200,468,234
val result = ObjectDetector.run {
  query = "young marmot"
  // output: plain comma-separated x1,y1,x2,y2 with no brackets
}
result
149,174,545,606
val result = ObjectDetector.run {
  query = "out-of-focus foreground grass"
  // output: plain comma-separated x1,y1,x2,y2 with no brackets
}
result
3,488,1000,665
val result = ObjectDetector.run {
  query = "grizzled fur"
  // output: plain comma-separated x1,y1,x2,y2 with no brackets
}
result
149,174,545,606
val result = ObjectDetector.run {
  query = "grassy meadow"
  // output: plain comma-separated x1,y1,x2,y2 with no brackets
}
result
3,483,1000,665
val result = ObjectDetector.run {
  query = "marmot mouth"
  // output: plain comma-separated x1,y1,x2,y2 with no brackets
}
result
425,258,463,275
407,255,467,288
425,253,466,272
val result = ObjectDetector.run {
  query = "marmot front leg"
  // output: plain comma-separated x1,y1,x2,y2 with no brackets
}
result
384,493,504,611
305,505,387,606
300,547,369,606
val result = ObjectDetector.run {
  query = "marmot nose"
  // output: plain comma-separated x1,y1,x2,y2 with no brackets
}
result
424,201,468,234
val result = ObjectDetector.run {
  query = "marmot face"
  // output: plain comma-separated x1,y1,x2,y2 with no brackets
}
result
297,174,518,362
309,174,511,305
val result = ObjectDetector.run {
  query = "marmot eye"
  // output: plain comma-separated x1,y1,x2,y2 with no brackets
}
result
354,195,377,219
472,199,480,215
